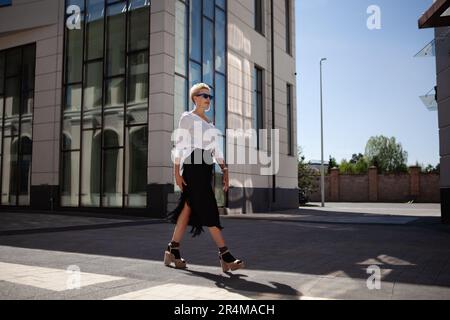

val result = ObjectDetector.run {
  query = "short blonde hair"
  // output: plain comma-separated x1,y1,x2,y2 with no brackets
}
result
190,83,211,103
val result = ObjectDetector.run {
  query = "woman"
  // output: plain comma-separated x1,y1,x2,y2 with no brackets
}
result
165,83,245,272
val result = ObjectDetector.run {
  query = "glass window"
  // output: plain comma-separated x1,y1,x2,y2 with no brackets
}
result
203,0,214,19
216,0,226,10
174,75,187,126
103,126,122,148
255,0,263,34
215,73,226,134
125,125,147,207
5,77,21,116
22,45,36,92
253,67,264,148
62,117,81,150
105,77,125,109
85,0,104,60
129,2,149,51
285,0,291,54
107,3,126,76
202,18,214,87
0,52,4,95
287,83,293,155
62,0,150,208
103,147,123,207
65,84,82,112
175,1,187,76
66,16,84,83
1,136,18,205
127,52,148,125
61,151,80,207
190,0,201,62
83,60,103,109
6,48,21,77
0,44,35,206
81,129,101,206
0,0,12,7
215,8,225,73
18,136,32,205
189,61,201,108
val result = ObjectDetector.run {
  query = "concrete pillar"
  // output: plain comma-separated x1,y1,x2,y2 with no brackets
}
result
368,166,378,202
330,168,339,202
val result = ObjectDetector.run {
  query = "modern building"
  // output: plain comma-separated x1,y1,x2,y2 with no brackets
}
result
0,0,298,217
419,0,450,223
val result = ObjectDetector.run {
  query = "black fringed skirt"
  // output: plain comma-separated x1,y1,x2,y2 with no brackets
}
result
167,148,224,237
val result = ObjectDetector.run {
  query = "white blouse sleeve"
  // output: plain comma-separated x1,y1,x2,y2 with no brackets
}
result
173,112,192,162
211,129,224,163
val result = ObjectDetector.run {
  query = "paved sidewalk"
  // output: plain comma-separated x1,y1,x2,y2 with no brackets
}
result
0,203,449,300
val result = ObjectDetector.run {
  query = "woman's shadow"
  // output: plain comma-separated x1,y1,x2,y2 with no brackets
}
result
181,268,301,299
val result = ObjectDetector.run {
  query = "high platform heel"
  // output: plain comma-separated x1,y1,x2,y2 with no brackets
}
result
164,242,187,269
219,248,245,272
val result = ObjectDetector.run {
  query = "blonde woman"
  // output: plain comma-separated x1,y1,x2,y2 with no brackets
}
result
165,83,245,272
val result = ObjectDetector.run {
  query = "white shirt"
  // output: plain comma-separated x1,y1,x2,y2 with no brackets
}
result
172,110,224,175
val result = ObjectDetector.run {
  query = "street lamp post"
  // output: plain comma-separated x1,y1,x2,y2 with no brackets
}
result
320,58,327,207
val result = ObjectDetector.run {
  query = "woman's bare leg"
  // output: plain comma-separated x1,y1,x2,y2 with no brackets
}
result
208,227,226,248
171,202,191,243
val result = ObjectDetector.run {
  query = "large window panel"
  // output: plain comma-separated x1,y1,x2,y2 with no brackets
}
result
190,0,201,62
6,48,21,77
128,2,150,51
125,125,147,207
127,52,148,125
83,61,103,128
202,18,214,87
62,0,150,209
203,0,214,19
103,147,123,207
61,151,80,207
81,129,101,206
65,84,82,112
215,8,225,73
0,52,4,94
0,44,35,206
107,2,126,76
175,1,187,76
174,75,187,126
189,61,201,103
22,46,36,93
215,72,226,134
5,77,21,119
18,136,32,205
62,118,81,151
66,12,84,83
216,0,226,10
85,0,104,60
1,136,18,205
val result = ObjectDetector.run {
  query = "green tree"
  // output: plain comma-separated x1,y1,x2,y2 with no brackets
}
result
364,135,408,173
328,156,338,174
297,147,317,203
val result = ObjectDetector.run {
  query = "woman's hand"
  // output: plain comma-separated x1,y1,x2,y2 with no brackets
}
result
222,170,229,192
175,173,187,192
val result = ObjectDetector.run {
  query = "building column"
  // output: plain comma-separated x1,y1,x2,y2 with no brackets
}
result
146,0,175,217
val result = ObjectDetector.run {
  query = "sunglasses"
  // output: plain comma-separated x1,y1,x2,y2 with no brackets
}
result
195,93,214,100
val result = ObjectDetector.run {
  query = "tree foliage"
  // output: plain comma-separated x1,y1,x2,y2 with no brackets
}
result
364,135,408,173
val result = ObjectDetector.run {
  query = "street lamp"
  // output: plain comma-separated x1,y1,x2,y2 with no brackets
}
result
320,58,327,207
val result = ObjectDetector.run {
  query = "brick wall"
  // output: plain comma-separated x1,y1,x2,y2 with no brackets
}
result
309,166,440,203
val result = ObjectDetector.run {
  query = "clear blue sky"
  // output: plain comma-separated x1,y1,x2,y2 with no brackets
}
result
296,0,439,167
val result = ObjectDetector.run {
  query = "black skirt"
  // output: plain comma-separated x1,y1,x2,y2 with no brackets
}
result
167,148,224,237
